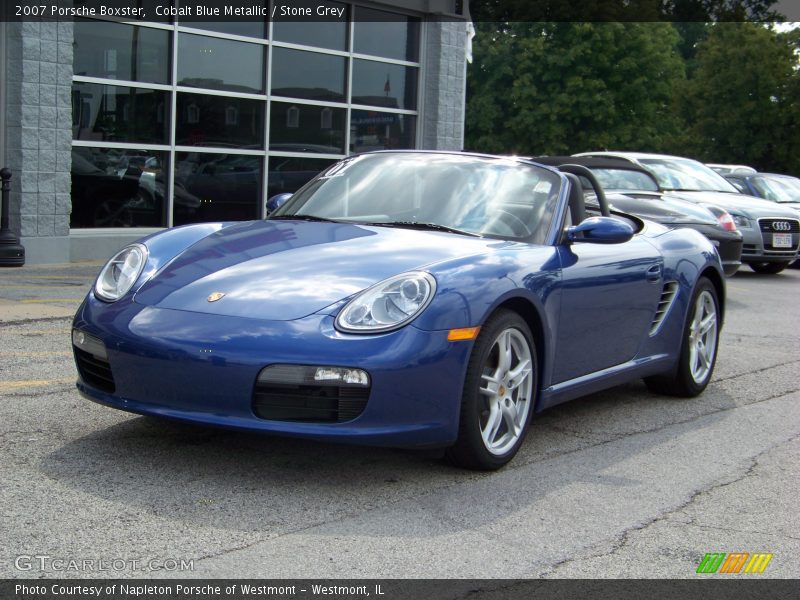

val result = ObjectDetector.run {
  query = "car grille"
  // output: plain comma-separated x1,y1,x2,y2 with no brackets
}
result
74,347,115,393
252,383,370,423
758,218,800,253
650,281,678,336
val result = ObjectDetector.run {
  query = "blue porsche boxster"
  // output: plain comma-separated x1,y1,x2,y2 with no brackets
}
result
72,151,725,470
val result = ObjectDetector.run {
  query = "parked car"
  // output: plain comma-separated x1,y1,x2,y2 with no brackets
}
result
530,156,743,276
706,164,757,176
576,152,800,274
722,172,800,214
74,151,726,470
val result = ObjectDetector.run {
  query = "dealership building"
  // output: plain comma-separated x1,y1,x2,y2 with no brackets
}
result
0,1,471,263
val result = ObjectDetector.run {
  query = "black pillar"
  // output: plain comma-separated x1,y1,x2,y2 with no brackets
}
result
0,167,25,267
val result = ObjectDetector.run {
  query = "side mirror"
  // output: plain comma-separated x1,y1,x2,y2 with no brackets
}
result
266,193,292,216
567,216,634,244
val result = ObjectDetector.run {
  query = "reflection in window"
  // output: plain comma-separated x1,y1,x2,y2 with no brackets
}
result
352,60,418,110
73,19,170,83
272,1,347,50
173,153,262,225
176,93,264,148
353,8,420,62
286,106,300,128
350,110,415,153
268,156,336,198
180,19,266,39
70,147,168,228
270,47,347,102
178,33,265,93
270,103,345,154
72,83,169,143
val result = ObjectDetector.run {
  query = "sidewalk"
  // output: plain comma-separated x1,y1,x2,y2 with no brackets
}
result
0,262,101,322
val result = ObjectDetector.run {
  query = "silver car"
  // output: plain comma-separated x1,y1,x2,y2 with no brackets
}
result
576,152,800,274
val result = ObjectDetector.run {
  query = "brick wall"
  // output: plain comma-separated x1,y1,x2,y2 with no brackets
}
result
421,19,468,151
4,20,73,260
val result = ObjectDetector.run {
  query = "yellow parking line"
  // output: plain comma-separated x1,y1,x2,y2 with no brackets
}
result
0,351,72,357
18,299,83,304
0,378,74,392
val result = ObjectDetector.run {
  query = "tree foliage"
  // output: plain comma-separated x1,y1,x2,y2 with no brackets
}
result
678,23,800,173
465,22,685,156
465,20,800,174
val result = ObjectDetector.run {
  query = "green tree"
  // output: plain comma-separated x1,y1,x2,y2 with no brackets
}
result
465,22,686,156
678,23,798,172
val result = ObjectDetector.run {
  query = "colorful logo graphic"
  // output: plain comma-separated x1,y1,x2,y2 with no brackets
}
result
696,552,773,574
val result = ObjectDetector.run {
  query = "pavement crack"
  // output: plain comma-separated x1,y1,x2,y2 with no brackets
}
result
535,432,800,577
0,316,73,328
714,359,800,382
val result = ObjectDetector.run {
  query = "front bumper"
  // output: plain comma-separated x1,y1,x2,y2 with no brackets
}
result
739,218,800,264
72,295,473,448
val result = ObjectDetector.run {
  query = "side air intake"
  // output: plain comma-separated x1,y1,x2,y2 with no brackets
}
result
650,281,679,336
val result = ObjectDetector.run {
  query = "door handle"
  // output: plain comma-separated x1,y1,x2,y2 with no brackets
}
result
646,264,662,282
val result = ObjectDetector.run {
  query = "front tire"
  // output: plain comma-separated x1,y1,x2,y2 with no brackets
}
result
446,310,537,470
749,261,789,274
645,278,720,397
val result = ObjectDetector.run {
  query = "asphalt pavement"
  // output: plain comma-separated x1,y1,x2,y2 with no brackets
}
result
0,263,797,580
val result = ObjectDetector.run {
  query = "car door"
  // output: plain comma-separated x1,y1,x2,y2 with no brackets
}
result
551,236,664,384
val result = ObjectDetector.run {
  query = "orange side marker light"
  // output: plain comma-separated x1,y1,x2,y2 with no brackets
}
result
448,327,481,341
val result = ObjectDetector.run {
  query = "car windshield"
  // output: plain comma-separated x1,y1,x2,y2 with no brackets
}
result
639,158,739,193
751,175,800,203
272,153,563,243
590,168,659,192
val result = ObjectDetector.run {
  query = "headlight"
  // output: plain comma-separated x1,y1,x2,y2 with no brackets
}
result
730,214,751,229
94,244,148,302
335,271,436,333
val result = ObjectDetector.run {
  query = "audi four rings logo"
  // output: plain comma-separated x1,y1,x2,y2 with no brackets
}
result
772,222,792,231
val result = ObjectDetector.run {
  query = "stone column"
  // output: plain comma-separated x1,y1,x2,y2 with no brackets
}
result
4,20,74,263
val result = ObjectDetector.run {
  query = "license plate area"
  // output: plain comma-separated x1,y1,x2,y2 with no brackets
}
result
772,233,792,248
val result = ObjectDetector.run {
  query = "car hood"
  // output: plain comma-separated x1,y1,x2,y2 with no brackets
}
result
663,190,800,218
134,220,498,320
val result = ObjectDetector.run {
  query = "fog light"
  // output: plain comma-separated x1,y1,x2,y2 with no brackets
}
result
314,367,369,386
72,329,108,360
257,364,370,387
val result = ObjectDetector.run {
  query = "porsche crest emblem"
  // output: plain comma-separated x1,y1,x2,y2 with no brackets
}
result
207,292,226,302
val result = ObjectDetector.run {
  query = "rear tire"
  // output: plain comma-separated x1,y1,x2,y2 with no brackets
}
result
749,261,789,274
645,278,720,398
446,310,537,470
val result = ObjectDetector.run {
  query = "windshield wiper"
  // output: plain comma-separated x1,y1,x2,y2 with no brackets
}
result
270,214,339,223
361,221,482,237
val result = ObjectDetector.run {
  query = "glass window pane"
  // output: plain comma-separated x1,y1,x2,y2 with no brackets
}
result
272,1,347,50
178,33,265,94
70,147,168,228
269,102,345,154
173,153,262,224
268,157,336,198
352,60,418,110
270,48,346,103
180,20,266,39
350,111,416,153
72,83,169,144
176,93,264,148
73,19,170,84
353,8,420,62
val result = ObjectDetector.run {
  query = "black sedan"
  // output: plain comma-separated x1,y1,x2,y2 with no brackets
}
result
530,156,743,276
